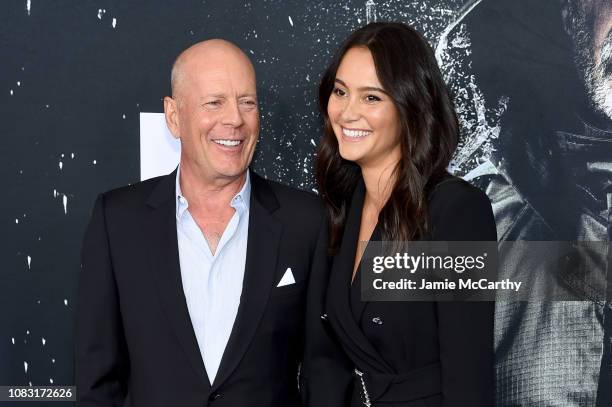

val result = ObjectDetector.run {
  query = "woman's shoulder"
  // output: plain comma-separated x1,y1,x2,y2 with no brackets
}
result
426,175,496,241
428,175,489,206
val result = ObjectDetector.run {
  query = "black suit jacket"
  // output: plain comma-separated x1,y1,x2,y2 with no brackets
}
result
76,169,325,407
307,176,496,407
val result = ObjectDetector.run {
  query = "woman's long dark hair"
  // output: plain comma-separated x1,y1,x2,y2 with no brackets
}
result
315,22,459,251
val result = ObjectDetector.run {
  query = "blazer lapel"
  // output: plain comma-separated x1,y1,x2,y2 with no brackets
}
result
351,224,382,321
211,171,282,390
145,169,211,388
327,178,393,373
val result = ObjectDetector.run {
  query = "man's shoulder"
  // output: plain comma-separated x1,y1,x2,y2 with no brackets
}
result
252,172,323,216
99,173,173,211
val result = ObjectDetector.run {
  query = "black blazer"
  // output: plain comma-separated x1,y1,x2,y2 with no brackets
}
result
308,176,496,407
76,169,325,407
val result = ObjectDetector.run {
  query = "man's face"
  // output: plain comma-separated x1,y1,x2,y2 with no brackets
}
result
564,0,612,121
166,47,260,183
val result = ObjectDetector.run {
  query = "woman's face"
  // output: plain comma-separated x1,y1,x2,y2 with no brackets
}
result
327,46,401,170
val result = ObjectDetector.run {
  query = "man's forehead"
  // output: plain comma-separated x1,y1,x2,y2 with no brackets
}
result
172,39,256,97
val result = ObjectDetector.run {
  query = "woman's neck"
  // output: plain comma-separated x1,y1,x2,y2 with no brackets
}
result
361,162,397,211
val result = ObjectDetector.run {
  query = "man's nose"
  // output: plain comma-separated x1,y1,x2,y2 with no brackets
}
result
222,100,244,127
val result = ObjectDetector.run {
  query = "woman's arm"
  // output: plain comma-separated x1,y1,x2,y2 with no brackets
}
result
430,180,497,406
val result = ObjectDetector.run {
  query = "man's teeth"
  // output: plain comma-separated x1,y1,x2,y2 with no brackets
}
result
342,128,371,138
213,139,242,146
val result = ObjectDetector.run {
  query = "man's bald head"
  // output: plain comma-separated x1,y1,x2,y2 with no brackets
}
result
170,39,256,99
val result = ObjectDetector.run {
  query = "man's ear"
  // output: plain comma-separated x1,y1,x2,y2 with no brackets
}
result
163,96,180,139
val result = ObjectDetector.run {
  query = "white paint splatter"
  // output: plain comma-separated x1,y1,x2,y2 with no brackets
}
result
93,160,97,165
64,299,68,306
122,114,126,119
62,194,68,214
366,0,377,24
71,152,75,159
26,0,31,16
306,74,310,82
59,161,63,170
288,16,294,27
61,153,64,158
310,139,316,147
112,18,117,28
51,358,55,363
26,330,29,335
10,89,14,95
49,378,53,384
24,361,28,374
17,81,21,86
15,219,19,224
45,104,49,108
97,9,105,19
41,338,46,346
27,256,31,269
11,337,15,345
53,189,57,198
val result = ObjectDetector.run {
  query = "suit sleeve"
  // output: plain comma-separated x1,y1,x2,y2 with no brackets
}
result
301,215,353,407
75,194,129,406
431,186,496,407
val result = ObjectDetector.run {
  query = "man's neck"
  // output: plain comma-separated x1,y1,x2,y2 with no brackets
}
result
179,164,247,215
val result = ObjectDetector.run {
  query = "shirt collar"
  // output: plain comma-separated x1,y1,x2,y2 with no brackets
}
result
176,166,251,218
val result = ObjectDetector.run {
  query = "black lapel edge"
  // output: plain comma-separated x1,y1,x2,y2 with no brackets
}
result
146,171,211,387
211,171,282,389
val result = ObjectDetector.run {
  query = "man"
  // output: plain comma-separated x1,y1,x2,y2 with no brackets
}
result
446,0,611,405
76,39,326,406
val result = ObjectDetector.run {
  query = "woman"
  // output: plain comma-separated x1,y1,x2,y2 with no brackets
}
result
311,22,496,406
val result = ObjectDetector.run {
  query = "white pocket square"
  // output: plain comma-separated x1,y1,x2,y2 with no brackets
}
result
277,267,296,287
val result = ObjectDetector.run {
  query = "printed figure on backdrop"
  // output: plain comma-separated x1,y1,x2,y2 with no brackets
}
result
305,22,496,407
441,0,612,405
76,39,327,407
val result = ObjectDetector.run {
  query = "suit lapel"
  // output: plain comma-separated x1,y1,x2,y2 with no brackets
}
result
327,178,393,373
145,169,212,388
211,171,282,390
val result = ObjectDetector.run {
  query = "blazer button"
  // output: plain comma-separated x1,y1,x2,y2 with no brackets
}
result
209,392,222,401
372,317,383,325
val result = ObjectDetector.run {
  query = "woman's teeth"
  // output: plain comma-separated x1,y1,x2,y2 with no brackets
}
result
342,128,371,138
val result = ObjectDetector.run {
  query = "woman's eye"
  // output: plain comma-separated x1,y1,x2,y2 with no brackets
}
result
365,94,381,102
333,87,346,97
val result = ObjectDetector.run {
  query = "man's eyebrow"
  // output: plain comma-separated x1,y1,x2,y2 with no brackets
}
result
199,94,227,101
334,78,387,94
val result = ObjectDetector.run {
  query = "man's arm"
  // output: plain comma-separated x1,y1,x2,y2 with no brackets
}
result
75,194,129,406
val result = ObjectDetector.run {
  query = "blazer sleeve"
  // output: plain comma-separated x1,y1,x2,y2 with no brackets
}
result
429,183,497,407
301,215,353,407
75,194,129,406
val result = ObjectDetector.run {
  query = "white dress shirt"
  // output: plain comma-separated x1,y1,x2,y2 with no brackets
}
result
175,167,251,383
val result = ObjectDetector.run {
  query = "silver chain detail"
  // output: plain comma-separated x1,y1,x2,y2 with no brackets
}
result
354,368,372,407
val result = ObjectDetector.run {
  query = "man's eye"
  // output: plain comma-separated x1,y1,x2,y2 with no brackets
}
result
365,95,381,102
241,100,257,106
332,87,346,97
205,100,221,107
